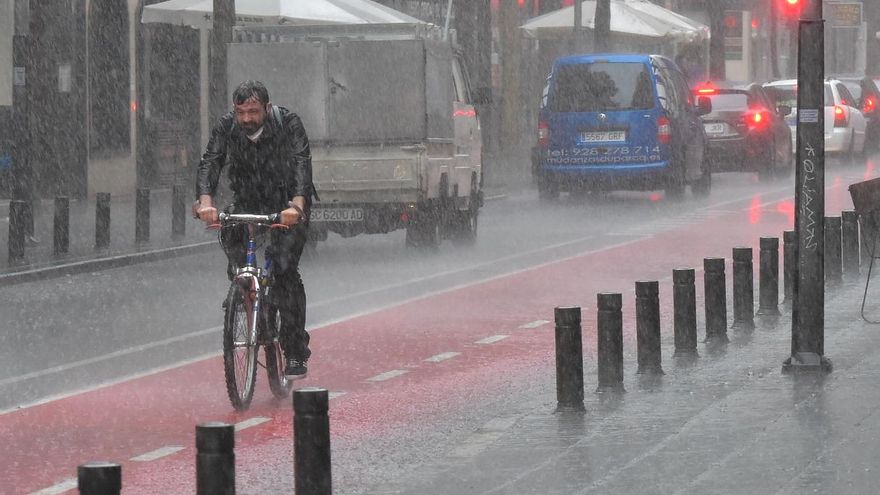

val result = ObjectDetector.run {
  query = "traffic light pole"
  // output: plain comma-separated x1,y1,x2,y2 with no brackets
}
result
783,1,831,373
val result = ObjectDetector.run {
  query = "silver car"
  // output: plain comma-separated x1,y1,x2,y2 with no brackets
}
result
763,78,867,158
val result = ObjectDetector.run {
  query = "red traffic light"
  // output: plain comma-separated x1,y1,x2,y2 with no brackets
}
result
780,0,802,17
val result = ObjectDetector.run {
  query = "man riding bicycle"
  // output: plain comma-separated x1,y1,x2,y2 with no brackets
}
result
195,80,315,377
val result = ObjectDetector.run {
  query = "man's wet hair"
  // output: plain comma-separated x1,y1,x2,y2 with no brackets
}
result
232,80,269,106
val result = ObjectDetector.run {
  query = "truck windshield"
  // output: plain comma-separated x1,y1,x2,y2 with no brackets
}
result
550,62,654,112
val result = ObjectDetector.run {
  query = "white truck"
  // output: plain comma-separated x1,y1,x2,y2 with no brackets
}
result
227,23,483,248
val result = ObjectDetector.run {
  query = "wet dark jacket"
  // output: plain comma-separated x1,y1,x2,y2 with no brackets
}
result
196,106,314,214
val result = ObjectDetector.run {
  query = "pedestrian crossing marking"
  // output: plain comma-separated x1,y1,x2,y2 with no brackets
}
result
475,335,508,344
234,416,270,432
28,478,77,495
130,446,184,462
425,352,460,362
519,320,550,329
367,369,409,382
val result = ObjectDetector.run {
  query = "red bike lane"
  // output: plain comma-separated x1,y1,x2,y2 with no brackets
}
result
3,185,856,494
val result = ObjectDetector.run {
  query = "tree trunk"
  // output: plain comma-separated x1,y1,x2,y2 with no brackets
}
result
210,0,234,124
707,0,727,81
594,0,611,52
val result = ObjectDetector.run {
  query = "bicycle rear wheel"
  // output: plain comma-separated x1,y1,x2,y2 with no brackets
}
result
223,283,258,411
264,305,294,399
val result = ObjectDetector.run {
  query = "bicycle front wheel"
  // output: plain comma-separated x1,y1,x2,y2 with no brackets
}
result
223,283,258,411
264,305,294,399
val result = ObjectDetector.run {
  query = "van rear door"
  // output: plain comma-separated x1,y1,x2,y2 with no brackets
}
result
546,60,663,166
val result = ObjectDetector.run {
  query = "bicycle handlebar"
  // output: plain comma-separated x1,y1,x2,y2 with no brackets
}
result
206,212,289,230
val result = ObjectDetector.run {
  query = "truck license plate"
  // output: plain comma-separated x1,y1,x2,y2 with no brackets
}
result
310,208,364,222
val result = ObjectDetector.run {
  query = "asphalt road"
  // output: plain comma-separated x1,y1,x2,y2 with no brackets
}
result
0,156,875,494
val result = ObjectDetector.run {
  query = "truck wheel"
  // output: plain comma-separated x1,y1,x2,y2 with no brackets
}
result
664,164,686,199
452,179,479,245
405,216,440,249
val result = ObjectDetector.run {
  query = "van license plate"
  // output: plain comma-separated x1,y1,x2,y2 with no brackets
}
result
579,131,626,143
310,208,364,222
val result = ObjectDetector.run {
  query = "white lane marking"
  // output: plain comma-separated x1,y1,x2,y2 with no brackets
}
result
329,391,346,400
28,478,77,495
519,320,550,329
425,352,460,363
475,335,508,345
130,446,184,462
367,369,409,382
234,416,270,432
0,327,220,388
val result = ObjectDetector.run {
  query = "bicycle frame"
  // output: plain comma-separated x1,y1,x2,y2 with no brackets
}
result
232,227,274,346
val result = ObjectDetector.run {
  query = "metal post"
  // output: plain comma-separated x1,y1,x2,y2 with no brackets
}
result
135,188,150,244
54,196,69,255
825,216,842,286
554,306,585,411
784,1,831,373
8,199,26,264
783,230,796,306
635,281,663,374
95,193,111,250
704,257,729,343
842,209,860,278
77,461,121,495
294,387,332,495
757,237,780,316
673,268,698,356
172,182,187,238
732,247,755,329
196,422,235,495
597,293,624,392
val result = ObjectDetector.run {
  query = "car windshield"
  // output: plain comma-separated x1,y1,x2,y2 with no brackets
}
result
551,62,654,112
766,84,834,107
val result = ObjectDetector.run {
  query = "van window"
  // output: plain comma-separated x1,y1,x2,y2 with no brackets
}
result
550,62,654,112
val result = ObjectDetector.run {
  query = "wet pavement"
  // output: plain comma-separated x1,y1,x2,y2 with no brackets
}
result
363,277,880,495
6,180,880,493
0,189,219,282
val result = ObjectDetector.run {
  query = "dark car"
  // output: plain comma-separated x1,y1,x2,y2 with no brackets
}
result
694,82,793,181
532,53,712,199
835,75,880,152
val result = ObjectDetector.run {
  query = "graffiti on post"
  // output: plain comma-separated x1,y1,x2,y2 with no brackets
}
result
800,142,818,251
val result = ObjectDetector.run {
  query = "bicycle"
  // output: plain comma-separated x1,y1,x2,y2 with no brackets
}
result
211,211,298,411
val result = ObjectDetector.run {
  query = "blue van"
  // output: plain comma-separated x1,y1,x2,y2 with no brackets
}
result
532,54,712,199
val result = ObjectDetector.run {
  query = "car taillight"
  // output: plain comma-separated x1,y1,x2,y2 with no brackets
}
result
864,96,876,115
745,109,769,130
537,120,549,147
834,105,847,127
657,116,671,144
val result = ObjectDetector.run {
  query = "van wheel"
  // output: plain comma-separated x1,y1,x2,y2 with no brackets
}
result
691,167,712,197
537,179,560,201
664,166,686,199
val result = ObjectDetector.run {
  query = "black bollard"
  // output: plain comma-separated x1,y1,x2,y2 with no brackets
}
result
635,281,663,374
757,237,780,316
842,210,860,278
732,247,755,330
704,257,729,343
54,196,69,255
825,216,842,286
554,306,585,411
172,182,187,238
95,192,111,250
135,188,150,243
294,387,332,495
673,268,698,356
77,461,121,495
196,422,235,495
783,230,796,306
8,199,26,264
597,293,624,392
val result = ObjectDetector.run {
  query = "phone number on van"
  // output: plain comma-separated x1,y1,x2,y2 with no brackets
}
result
546,146,662,165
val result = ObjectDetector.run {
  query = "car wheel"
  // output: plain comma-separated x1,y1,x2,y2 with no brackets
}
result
758,146,776,183
664,164,686,199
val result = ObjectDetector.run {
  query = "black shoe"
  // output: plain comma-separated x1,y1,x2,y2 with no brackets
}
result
284,358,308,377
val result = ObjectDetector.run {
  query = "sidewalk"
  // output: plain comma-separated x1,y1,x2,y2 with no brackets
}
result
0,189,216,284
367,277,880,494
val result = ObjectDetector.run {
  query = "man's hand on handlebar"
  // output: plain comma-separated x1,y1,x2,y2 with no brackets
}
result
196,194,219,226
280,197,307,226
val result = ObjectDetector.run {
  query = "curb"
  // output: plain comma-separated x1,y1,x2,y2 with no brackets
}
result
0,241,215,286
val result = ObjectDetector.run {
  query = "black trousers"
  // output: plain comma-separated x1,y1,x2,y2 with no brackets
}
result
221,223,310,361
